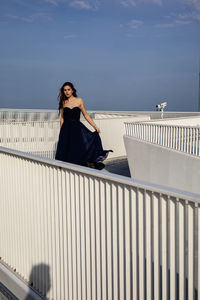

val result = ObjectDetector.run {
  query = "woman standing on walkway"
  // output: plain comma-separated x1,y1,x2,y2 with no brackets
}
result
55,82,113,168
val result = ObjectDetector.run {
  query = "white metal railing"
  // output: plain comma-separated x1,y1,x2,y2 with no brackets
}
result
0,115,149,161
0,109,59,124
0,120,60,159
0,109,133,124
2,109,200,124
0,146,200,300
125,122,200,156
0,109,97,124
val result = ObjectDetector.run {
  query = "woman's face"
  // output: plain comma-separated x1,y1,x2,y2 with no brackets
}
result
63,85,73,98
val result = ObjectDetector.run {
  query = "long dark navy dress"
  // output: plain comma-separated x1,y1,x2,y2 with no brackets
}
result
55,106,113,165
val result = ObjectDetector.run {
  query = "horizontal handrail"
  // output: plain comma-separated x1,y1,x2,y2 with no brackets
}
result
125,121,200,129
1,145,199,203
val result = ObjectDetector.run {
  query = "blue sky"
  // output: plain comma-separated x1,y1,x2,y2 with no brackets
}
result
0,0,200,111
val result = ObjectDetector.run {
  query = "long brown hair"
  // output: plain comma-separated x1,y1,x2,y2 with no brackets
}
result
58,82,78,115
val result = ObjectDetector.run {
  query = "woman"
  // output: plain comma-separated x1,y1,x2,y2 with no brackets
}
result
55,82,113,168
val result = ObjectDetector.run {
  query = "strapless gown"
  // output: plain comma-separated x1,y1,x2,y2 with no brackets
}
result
55,107,113,165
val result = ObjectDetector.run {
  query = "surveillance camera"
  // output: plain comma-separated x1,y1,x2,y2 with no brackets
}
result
156,101,167,112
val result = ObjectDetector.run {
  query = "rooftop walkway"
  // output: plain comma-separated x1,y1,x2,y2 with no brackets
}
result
81,156,131,177
103,157,131,177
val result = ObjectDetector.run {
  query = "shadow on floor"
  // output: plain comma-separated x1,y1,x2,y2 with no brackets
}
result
81,157,131,177
104,158,131,177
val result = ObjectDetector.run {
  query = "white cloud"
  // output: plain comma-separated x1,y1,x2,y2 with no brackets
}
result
155,1,200,29
69,0,99,10
120,0,136,7
160,3,200,27
43,0,68,5
178,0,200,22
6,12,52,22
120,0,162,7
180,0,200,11
141,0,162,4
64,34,77,38
70,1,91,9
180,11,200,21
156,23,174,28
175,19,191,24
24,12,52,22
44,0,59,5
129,19,144,28
6,14,20,20
156,18,191,28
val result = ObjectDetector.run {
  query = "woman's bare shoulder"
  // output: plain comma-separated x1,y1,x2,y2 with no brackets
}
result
76,97,84,106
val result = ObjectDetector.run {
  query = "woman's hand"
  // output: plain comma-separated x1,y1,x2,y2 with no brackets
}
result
95,126,101,133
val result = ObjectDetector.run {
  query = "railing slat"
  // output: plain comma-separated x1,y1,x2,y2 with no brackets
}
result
161,195,168,300
85,176,92,300
71,172,78,300
169,197,176,299
106,182,113,300
67,171,74,300
153,193,160,300
178,199,185,300
118,185,125,300
89,177,97,300
100,181,107,300
124,187,131,300
60,169,68,300
112,183,119,300
131,188,138,299
94,178,102,300
145,191,152,300
187,203,194,299
138,189,145,300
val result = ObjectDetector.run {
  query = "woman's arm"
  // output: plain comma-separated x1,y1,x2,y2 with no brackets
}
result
79,98,101,133
60,108,64,129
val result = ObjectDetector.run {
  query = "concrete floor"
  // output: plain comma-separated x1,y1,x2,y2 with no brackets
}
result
103,157,131,177
85,157,131,177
